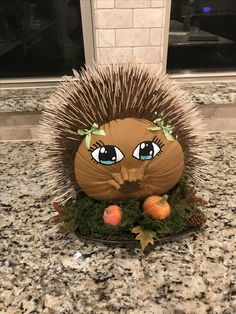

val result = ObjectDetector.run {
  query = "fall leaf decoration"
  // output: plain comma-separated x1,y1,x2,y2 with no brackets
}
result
195,197,208,206
168,178,207,210
51,202,65,223
51,202,78,233
53,202,64,213
131,226,157,251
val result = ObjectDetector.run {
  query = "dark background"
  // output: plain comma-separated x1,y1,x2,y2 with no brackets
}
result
167,0,236,72
0,0,85,78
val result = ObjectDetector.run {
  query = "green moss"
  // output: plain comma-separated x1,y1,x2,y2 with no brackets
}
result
55,178,206,241
69,195,140,240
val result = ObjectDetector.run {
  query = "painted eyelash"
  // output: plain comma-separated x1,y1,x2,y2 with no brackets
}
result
89,140,105,164
88,140,105,152
152,136,164,151
91,158,99,164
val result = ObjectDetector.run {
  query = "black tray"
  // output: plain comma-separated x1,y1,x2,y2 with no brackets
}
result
75,227,203,248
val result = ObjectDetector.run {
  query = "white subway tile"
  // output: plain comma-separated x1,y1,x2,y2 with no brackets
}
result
161,28,165,45
150,28,162,45
151,0,164,7
162,6,166,27
95,29,99,46
160,45,164,60
115,0,150,8
97,0,114,8
133,8,163,28
98,29,115,47
97,9,132,28
116,28,149,46
133,46,161,63
94,10,98,28
145,63,162,72
98,47,132,63
94,0,97,9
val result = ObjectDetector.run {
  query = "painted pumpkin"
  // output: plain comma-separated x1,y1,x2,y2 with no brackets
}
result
143,195,171,220
74,118,184,200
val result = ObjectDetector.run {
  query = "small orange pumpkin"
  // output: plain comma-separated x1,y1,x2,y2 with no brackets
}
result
143,195,171,220
103,205,123,226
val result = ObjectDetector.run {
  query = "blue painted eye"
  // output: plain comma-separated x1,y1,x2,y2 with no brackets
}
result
91,145,124,165
132,141,161,161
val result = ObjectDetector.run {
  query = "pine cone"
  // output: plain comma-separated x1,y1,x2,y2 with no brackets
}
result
187,211,207,227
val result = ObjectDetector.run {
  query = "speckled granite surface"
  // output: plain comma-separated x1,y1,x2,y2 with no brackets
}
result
0,81,236,113
179,82,236,105
0,88,54,113
0,133,235,314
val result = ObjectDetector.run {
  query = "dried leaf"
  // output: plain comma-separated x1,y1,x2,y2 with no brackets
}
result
57,221,77,234
51,215,60,223
131,226,157,251
190,187,196,196
53,202,65,213
195,197,207,206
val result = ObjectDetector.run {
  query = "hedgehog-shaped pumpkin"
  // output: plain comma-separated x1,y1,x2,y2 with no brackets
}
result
40,63,204,202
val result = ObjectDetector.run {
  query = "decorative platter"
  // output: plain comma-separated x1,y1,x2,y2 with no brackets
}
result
75,227,203,248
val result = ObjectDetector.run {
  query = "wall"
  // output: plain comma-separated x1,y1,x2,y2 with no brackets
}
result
93,0,170,72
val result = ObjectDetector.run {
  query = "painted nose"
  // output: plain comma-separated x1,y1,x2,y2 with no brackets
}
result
108,165,144,193
119,180,141,193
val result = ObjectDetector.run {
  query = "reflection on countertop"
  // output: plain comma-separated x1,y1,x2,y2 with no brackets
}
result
169,20,233,47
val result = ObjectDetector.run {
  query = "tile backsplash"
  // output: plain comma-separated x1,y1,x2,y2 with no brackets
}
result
93,0,169,70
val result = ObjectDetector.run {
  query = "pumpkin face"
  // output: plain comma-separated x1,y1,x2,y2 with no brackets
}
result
74,118,184,200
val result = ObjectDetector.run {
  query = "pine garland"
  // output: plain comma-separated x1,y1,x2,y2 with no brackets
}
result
51,177,207,241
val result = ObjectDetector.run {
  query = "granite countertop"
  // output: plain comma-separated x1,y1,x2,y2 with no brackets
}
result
0,132,235,313
0,88,54,113
0,81,236,113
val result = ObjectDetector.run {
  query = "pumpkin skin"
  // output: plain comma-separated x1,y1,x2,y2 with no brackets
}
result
143,195,171,220
103,205,123,226
74,118,184,200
